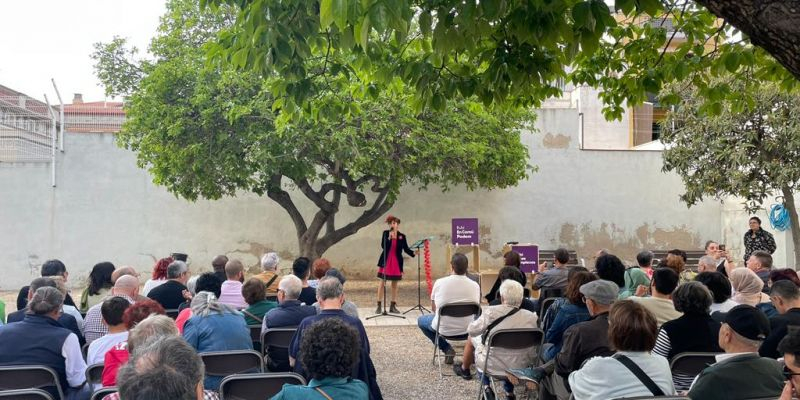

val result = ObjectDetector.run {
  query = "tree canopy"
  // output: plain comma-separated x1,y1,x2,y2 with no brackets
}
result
662,80,800,265
94,0,533,258
203,0,798,123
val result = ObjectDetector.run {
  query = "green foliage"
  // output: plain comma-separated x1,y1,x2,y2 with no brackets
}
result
661,80,800,212
95,0,533,255
203,0,798,123
91,37,144,98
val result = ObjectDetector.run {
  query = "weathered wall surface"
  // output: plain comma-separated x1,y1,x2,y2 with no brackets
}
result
0,107,723,289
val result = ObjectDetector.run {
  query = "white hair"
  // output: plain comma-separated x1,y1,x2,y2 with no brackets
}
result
499,279,524,307
698,256,718,272
278,275,302,300
261,252,280,271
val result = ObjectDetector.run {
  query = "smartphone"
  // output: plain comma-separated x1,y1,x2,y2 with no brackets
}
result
719,244,726,251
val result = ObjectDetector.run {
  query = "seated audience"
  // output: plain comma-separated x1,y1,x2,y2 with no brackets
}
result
569,300,675,399
532,249,570,304
112,266,148,303
313,268,359,318
262,275,317,372
653,282,722,390
87,297,132,365
217,259,247,308
747,250,773,290
146,259,192,310
241,278,277,325
51,276,85,332
417,253,481,364
637,250,655,279
102,300,167,387
292,257,318,305
84,275,140,344
620,267,650,299
704,240,735,275
485,251,527,303
7,277,85,345
183,291,253,390
770,268,800,288
488,266,536,313
697,255,718,273
777,326,800,399
254,252,281,299
453,280,538,400
309,258,332,288
112,335,214,400
760,280,800,358
17,259,77,310
694,271,739,313
730,267,777,317
629,268,682,327
289,277,382,400
80,262,116,312
272,318,368,399
539,266,589,332
211,254,229,283
667,250,696,284
175,272,223,333
594,253,626,292
0,287,89,400
541,270,597,361
688,305,784,400
141,257,173,297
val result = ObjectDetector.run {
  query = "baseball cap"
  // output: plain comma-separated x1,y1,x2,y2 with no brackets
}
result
724,304,770,341
580,280,619,305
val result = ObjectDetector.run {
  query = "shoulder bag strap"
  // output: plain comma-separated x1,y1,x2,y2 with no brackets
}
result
612,354,665,396
241,309,263,323
481,308,520,345
315,387,334,400
265,274,279,289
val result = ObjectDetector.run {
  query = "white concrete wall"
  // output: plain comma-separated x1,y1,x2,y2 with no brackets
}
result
721,196,796,269
577,86,631,150
0,107,724,289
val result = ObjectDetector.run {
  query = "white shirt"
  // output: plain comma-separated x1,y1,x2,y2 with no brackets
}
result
710,299,739,314
569,351,676,400
62,305,84,334
87,331,129,365
62,333,88,387
431,274,481,336
142,279,168,297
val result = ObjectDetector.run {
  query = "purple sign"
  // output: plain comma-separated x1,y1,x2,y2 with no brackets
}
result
452,218,479,245
513,244,540,273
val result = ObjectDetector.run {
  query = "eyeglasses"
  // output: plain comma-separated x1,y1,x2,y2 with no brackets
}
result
784,368,800,380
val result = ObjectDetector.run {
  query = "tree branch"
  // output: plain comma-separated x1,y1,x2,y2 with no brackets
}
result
315,185,395,253
294,178,336,213
266,175,308,238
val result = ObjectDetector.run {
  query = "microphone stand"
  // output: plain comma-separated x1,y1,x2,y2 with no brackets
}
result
404,239,431,314
367,229,405,320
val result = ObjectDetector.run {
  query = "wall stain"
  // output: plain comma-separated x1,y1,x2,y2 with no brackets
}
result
542,133,571,149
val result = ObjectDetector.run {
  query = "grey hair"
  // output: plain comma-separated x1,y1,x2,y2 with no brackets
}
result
128,315,179,353
499,279,524,307
29,277,58,294
190,291,238,318
316,276,344,301
672,282,713,315
698,256,717,271
279,275,302,300
117,335,204,400
261,252,280,271
28,286,64,315
166,261,188,279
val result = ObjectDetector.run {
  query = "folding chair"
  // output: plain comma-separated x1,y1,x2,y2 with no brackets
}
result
81,343,90,361
0,389,54,400
537,288,564,316
260,327,297,371
248,324,262,350
85,363,105,387
431,302,482,378
165,309,181,320
200,350,264,383
90,387,117,400
477,328,544,400
218,372,306,400
0,365,64,400
538,296,560,326
669,352,719,380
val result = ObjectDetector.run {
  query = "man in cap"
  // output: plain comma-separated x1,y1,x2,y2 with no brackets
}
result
687,305,783,400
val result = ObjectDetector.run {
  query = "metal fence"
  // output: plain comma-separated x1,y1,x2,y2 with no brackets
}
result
0,94,57,163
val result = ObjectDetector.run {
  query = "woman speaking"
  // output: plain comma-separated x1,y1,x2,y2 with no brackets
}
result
376,215,416,314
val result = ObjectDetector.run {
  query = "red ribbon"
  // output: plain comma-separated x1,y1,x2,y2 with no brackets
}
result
424,239,433,296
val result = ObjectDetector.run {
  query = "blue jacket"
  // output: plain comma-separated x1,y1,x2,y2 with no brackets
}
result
271,377,369,399
183,311,253,390
544,302,590,361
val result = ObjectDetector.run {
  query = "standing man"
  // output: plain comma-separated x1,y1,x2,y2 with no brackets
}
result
744,216,777,262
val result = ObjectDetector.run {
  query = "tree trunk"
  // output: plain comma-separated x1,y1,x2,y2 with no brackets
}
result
694,0,800,81
781,186,800,268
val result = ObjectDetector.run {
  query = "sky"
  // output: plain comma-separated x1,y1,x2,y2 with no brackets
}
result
0,0,166,104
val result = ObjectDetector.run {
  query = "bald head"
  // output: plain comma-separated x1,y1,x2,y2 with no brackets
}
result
113,275,140,297
212,255,229,273
112,266,140,283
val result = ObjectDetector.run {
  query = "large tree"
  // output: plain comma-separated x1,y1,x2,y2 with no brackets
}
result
662,80,800,266
94,0,532,258
203,0,797,123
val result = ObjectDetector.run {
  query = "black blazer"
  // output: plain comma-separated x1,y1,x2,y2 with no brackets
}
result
376,230,415,272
